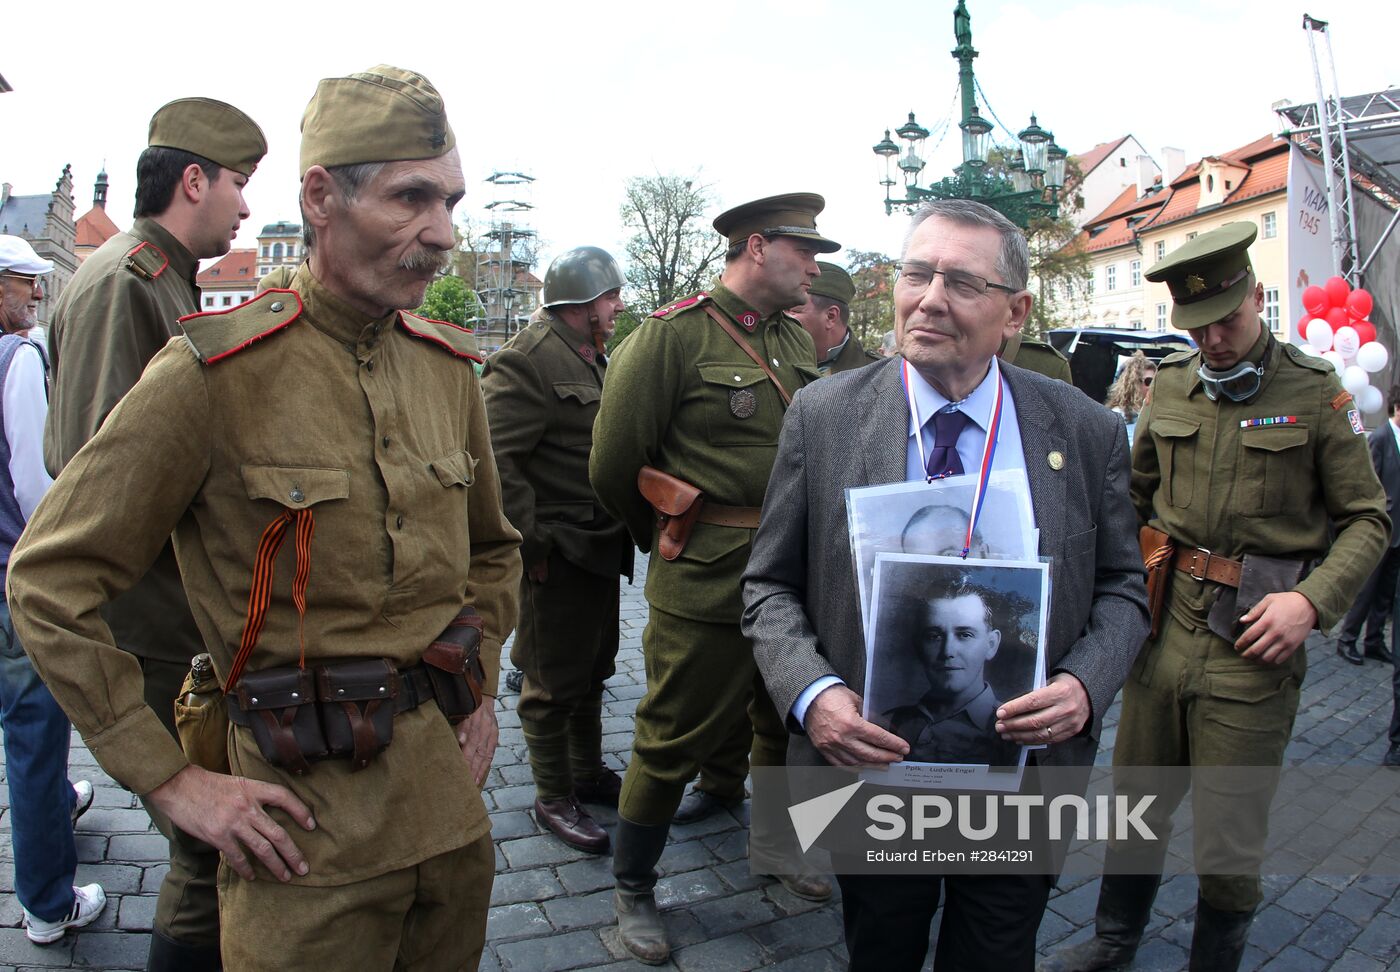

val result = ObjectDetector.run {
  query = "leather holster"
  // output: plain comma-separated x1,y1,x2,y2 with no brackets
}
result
1139,524,1174,641
638,466,704,561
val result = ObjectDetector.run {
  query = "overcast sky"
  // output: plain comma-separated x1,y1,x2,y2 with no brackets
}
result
4,0,1393,277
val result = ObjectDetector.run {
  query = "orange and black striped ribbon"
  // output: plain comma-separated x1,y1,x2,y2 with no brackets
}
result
224,507,315,693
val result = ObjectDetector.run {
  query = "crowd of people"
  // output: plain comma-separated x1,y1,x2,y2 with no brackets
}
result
0,60,1394,972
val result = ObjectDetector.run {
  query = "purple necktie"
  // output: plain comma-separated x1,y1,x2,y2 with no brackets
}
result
926,407,969,479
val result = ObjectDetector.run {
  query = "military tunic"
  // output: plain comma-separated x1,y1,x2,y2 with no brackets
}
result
8,265,523,891
822,331,881,375
1002,332,1072,383
590,283,820,822
885,684,1018,767
1112,330,1387,910
482,306,631,797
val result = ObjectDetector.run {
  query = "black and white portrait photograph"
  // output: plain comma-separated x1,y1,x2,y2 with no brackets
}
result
861,553,1049,790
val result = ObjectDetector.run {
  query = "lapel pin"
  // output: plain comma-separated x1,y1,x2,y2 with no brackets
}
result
1047,451,1065,470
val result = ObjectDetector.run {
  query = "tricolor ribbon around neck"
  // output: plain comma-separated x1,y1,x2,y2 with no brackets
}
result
903,358,1004,558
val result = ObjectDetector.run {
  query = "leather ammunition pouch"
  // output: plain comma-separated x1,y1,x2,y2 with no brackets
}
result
229,667,327,775
1139,524,1174,641
317,659,399,770
638,466,705,561
422,606,486,724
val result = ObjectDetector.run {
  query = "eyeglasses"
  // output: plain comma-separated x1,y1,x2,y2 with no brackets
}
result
896,261,1019,301
0,272,41,287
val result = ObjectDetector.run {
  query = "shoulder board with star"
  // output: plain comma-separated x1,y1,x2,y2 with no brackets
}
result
1278,342,1333,375
1156,347,1200,369
650,292,710,319
398,311,483,363
179,289,301,365
121,241,169,281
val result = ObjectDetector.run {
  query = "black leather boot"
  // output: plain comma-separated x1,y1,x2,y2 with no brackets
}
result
1038,874,1160,972
1187,898,1255,972
147,930,222,972
612,818,671,965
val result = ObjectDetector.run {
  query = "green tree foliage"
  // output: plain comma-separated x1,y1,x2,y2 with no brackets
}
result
416,274,484,327
845,250,898,352
620,174,725,317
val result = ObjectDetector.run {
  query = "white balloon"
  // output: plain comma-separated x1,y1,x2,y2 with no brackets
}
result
1297,343,1318,357
1321,350,1346,374
1305,319,1334,352
1358,384,1385,414
1334,325,1361,358
1342,365,1371,396
1356,341,1390,374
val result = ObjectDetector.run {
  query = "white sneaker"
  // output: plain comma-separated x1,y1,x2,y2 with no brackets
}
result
23,883,106,944
71,780,94,826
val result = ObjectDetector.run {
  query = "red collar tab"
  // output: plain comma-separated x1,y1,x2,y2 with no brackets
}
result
735,309,759,330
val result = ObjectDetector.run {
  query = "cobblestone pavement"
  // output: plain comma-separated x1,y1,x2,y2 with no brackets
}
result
2,553,1398,970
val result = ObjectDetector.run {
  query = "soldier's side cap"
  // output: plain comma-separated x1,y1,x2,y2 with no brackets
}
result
809,261,854,304
300,64,456,175
147,98,267,177
1144,222,1257,330
713,192,840,254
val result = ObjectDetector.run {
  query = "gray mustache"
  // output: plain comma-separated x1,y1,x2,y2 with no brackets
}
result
400,249,450,274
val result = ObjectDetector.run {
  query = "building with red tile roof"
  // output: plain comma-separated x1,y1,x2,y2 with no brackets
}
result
196,249,257,311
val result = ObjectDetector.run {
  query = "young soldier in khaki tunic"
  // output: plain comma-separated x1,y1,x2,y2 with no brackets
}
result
43,97,265,971
1045,223,1387,972
482,246,633,854
787,261,880,376
590,193,836,964
8,66,521,971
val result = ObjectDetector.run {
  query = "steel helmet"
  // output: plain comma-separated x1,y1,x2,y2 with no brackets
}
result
543,246,625,307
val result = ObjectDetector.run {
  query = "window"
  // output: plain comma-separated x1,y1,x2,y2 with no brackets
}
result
261,245,270,258
1155,240,1166,261
1262,212,1277,239
1106,265,1117,291
1156,303,1168,331
222,296,233,307
1264,288,1280,331
1130,319,1143,331
273,243,284,260
1087,274,1095,296
1130,260,1141,287
1186,231,1198,241
204,296,215,308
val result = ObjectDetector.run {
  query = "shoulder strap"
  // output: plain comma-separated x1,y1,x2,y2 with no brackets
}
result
702,305,793,407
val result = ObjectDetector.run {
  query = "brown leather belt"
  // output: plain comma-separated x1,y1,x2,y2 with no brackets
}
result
697,503,762,529
1174,546,1243,588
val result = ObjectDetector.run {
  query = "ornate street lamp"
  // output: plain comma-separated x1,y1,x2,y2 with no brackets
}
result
873,0,1065,227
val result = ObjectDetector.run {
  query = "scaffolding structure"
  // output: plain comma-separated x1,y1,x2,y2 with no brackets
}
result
468,171,540,353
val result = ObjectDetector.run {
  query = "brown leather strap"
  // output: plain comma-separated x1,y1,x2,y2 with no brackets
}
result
343,700,382,770
1174,546,1243,588
257,708,311,775
697,503,761,529
703,305,793,407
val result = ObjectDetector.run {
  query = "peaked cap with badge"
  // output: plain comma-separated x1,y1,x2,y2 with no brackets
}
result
809,261,854,304
1145,222,1257,330
712,192,840,254
300,64,456,174
148,98,267,176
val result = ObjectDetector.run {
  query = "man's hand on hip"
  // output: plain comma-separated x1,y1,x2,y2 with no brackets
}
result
146,765,315,882
805,684,909,766
1235,590,1316,665
995,672,1091,745
456,696,499,786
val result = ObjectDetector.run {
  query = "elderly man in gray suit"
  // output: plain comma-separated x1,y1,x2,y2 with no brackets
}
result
742,199,1150,972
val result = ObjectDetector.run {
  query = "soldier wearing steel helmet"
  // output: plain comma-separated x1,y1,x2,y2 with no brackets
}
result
482,246,633,854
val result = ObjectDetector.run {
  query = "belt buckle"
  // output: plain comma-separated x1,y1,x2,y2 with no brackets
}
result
1188,547,1212,581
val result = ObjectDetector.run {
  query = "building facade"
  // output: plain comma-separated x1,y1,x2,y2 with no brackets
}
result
255,221,302,279
196,249,258,310
0,166,79,323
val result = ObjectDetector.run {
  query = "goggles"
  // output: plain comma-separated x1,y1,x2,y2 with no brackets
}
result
1197,361,1264,402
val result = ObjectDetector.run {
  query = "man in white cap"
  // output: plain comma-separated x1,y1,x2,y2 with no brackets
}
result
0,235,104,945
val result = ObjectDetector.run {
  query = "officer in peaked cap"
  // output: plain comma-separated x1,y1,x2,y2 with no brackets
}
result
1045,222,1387,972
41,95,265,972
14,65,520,970
786,260,880,375
482,246,633,855
590,192,836,964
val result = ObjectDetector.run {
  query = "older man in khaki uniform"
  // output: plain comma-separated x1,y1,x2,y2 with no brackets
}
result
43,97,265,972
591,193,836,964
482,246,633,854
9,65,520,971
1044,223,1387,972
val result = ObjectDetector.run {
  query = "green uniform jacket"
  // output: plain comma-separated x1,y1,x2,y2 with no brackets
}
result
481,307,631,579
1003,332,1072,383
1131,333,1388,629
8,266,522,886
822,331,881,375
43,218,204,663
590,284,820,623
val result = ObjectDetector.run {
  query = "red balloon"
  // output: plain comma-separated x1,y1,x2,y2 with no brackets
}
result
1354,320,1377,346
1348,289,1374,320
1324,275,1351,308
1326,306,1349,330
1302,285,1328,315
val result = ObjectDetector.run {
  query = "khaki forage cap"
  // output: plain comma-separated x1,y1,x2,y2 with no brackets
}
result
713,192,840,254
147,98,267,176
300,64,456,175
1145,222,1258,330
809,261,854,304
